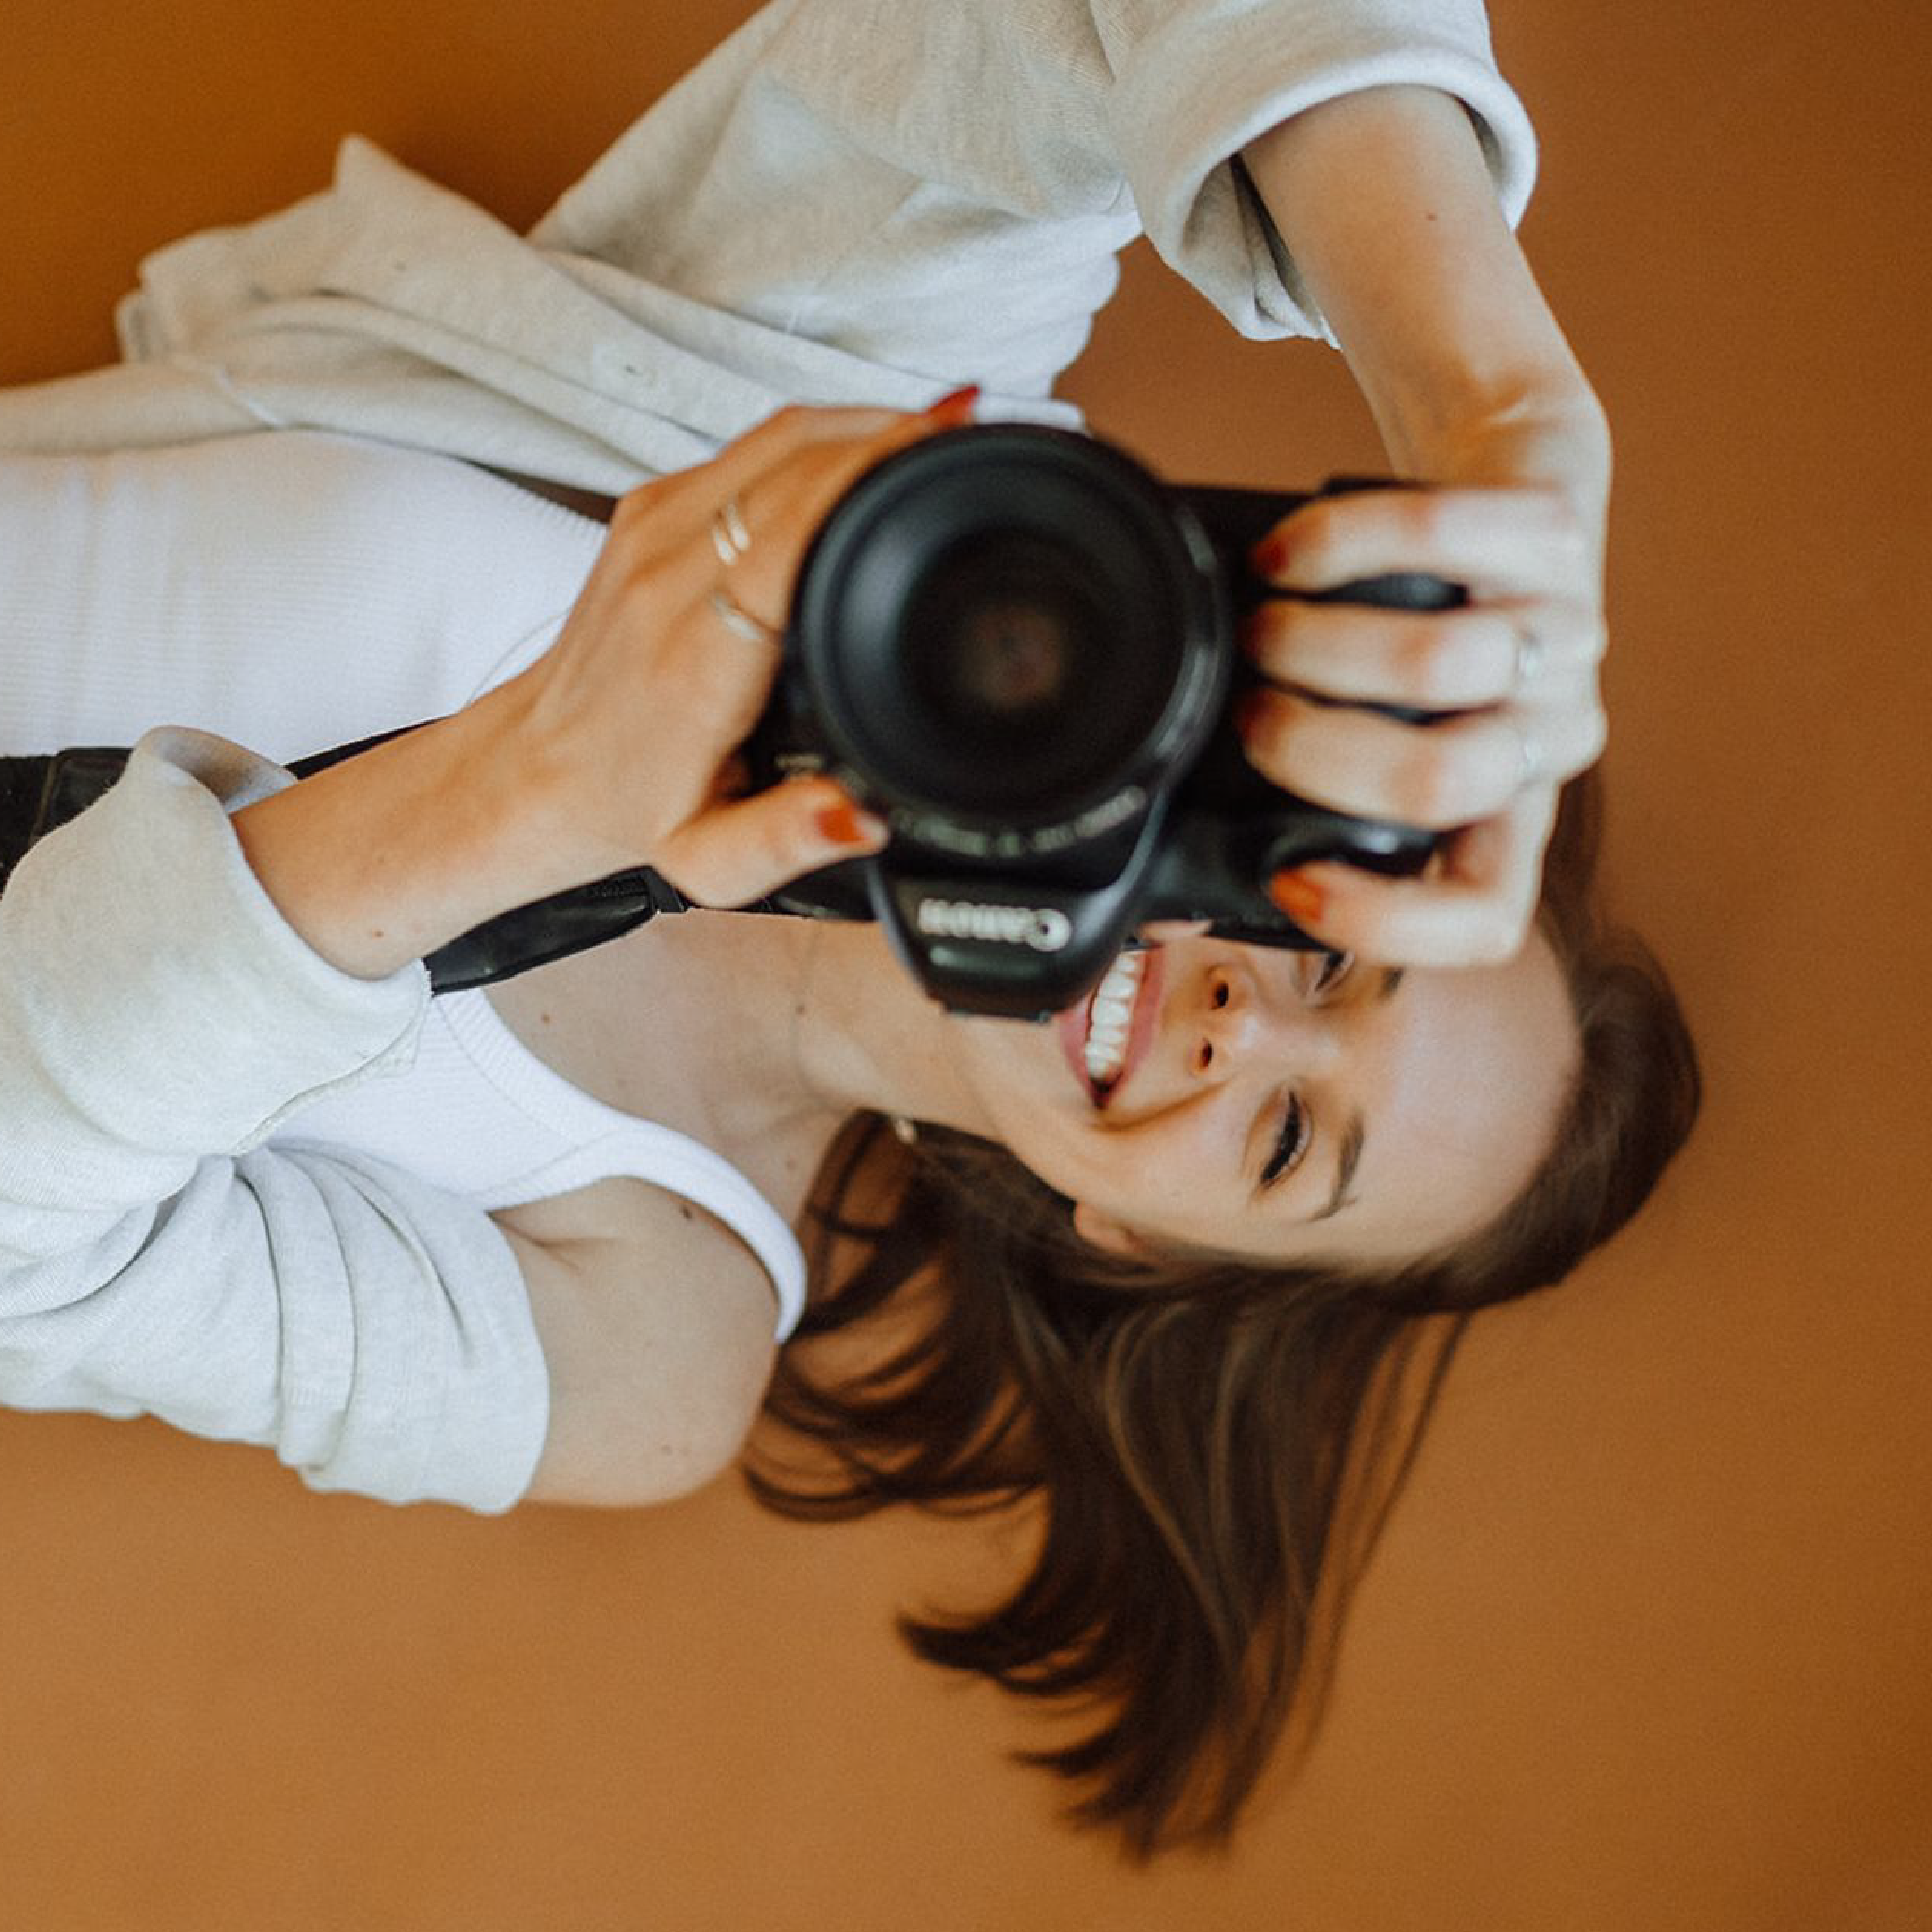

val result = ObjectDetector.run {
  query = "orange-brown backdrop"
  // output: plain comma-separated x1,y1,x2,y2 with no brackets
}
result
0,6,1924,1929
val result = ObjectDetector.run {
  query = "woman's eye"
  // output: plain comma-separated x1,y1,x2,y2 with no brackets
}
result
1307,951,1355,1001
1261,1094,1310,1188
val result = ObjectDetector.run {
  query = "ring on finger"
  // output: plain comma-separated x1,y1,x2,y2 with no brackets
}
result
1514,716,1547,792
1513,620,1546,693
710,494,753,567
708,588,781,645
707,493,781,644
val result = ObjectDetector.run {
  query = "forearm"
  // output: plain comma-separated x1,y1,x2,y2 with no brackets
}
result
231,679,581,982
1242,86,1609,528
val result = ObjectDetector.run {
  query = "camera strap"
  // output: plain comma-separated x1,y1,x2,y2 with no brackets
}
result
0,733,736,994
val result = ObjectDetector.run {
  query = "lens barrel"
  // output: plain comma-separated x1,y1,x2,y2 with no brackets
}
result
786,427,1227,850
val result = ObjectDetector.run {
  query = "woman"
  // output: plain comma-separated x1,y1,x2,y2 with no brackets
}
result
0,2,1696,1857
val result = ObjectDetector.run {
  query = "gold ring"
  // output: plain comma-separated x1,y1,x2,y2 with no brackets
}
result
708,587,780,646
710,495,752,567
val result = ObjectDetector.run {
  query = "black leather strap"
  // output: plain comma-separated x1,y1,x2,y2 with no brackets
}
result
470,464,619,526
0,747,134,890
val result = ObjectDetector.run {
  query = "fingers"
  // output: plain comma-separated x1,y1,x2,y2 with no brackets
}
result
1272,784,1559,968
1242,594,1605,709
652,776,888,910
1241,485,1607,809
1239,673,1605,828
1260,484,1593,601
1236,480,1607,968
616,399,971,636
514,398,974,882
630,404,973,899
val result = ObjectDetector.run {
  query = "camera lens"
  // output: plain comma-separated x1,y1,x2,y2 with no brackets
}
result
791,428,1224,833
906,529,1106,744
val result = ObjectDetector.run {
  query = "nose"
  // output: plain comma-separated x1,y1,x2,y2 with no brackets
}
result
1185,959,1341,1082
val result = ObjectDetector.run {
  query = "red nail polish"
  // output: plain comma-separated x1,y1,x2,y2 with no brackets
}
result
1268,869,1326,929
1251,535,1290,578
816,800,868,846
927,384,981,425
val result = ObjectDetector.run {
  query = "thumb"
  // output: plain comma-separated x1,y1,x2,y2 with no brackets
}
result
652,778,888,908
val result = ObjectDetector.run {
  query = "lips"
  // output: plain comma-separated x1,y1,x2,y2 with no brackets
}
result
1055,947,1164,1109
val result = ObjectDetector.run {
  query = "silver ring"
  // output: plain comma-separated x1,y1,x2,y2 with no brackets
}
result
1513,622,1546,692
708,587,780,646
1515,719,1547,791
710,495,752,567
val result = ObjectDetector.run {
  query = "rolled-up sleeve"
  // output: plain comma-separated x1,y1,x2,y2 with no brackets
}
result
1091,0,1538,343
0,728,549,1511
536,0,1536,388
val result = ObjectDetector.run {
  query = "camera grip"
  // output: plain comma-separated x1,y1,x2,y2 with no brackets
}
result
1292,477,1467,726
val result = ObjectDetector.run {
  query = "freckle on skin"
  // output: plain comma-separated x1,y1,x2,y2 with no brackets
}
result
539,1011,552,1026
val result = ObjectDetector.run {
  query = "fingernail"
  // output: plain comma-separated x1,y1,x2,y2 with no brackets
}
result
1250,534,1290,578
927,384,981,426
817,800,885,847
1268,868,1326,928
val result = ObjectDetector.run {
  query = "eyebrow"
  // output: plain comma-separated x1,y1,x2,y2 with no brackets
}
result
1309,1115,1367,1222
1303,966,1405,1224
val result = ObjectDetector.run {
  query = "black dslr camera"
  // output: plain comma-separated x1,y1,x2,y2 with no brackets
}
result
740,422,1459,1019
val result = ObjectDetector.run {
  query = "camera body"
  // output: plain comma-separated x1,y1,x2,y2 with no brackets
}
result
744,423,1460,1020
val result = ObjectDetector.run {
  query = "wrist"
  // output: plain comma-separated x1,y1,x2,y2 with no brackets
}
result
1243,85,1610,532
232,686,603,981
1403,389,1612,532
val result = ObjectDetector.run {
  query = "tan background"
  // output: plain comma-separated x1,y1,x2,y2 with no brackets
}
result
0,4,1924,1928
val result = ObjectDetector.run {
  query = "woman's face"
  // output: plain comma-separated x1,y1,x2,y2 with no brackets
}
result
945,930,1580,1269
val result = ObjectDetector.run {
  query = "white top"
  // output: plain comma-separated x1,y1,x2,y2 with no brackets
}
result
286,989,808,1342
0,0,1536,1513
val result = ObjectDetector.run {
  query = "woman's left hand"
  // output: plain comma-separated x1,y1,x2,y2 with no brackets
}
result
1236,463,1608,969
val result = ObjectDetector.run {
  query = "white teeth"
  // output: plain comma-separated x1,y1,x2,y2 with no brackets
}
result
1082,951,1146,1089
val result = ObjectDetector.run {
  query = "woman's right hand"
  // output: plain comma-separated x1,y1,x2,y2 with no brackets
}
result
498,397,976,908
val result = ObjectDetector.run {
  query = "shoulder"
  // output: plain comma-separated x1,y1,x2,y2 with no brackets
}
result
494,1177,782,1508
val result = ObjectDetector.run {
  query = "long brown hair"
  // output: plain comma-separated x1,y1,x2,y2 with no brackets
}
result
745,770,1701,1859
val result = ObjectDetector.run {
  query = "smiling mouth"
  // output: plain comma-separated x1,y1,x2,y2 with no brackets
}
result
1056,948,1162,1109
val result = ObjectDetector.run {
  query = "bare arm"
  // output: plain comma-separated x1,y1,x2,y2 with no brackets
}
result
496,1188,778,1508
1244,85,1608,521
1234,86,1611,967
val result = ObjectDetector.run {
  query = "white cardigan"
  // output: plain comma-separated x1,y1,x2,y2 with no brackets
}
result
0,1,1536,1512
0,0,1533,485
